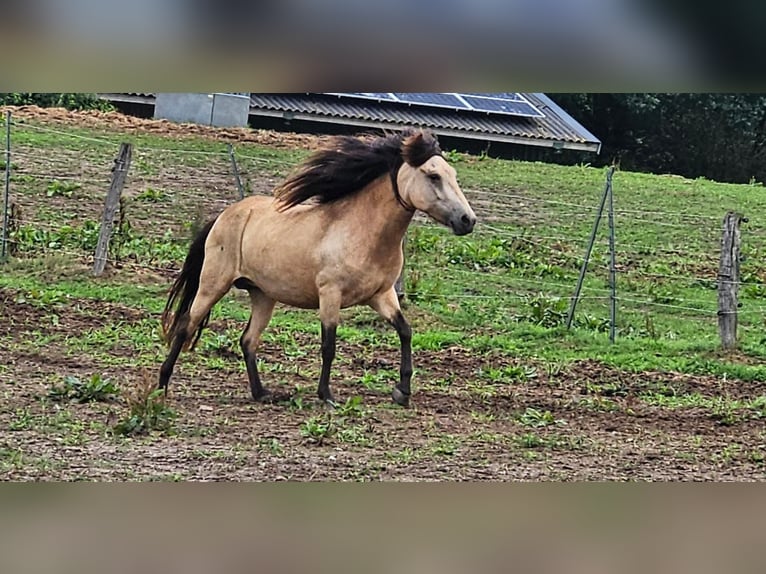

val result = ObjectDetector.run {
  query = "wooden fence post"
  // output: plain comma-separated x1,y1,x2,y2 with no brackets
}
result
93,142,132,276
718,211,744,349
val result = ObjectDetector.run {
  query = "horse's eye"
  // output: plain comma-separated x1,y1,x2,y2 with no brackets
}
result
427,173,441,182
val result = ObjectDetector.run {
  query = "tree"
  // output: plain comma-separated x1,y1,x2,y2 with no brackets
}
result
551,93,766,184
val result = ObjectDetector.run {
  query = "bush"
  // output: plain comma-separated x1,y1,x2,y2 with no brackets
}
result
0,93,114,112
519,293,569,328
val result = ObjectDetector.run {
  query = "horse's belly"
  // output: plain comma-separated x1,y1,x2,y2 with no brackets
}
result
247,271,320,309
269,289,320,309
240,231,321,307
256,274,386,310
238,208,399,309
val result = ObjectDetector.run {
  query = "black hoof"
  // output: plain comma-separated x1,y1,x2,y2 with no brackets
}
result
392,387,410,407
318,392,336,408
317,389,335,407
252,388,273,403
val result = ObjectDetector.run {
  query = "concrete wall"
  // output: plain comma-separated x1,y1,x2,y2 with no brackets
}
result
154,93,250,127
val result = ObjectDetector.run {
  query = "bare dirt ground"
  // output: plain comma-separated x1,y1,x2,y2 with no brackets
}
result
2,284,765,481
1,106,765,481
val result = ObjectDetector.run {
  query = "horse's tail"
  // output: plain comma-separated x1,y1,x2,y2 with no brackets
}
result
161,217,218,350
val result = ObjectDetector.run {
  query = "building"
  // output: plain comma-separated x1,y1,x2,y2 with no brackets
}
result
99,92,601,159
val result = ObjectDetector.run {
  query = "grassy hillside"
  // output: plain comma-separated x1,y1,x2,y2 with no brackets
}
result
2,112,766,381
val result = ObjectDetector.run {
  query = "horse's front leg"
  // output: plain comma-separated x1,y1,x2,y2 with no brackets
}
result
317,288,341,406
369,288,412,407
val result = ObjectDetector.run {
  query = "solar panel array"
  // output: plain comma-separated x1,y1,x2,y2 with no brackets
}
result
324,92,545,119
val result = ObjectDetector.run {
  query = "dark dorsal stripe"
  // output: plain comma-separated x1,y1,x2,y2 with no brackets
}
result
275,127,441,210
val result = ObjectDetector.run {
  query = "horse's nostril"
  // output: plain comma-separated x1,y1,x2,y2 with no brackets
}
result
461,214,470,224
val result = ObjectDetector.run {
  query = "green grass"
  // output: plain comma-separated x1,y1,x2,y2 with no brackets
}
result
3,116,766,386
4,254,766,382
113,374,177,436
48,374,119,403
640,391,766,424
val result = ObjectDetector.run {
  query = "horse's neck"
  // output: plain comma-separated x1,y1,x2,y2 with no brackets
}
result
355,176,414,244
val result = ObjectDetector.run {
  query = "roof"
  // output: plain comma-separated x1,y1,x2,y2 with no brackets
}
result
99,92,601,154
248,93,600,154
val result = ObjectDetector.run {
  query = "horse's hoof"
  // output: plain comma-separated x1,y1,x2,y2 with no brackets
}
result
392,387,410,407
317,389,336,407
252,389,273,403
324,399,338,410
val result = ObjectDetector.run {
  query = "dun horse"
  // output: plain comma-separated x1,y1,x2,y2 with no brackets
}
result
159,128,476,407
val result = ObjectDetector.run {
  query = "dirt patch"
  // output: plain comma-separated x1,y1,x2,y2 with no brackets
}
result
2,105,331,150
2,286,765,481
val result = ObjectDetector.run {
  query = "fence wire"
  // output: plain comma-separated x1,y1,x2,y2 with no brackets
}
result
2,115,765,338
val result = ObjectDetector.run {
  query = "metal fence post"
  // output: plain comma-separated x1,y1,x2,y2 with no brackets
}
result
566,165,614,330
607,168,617,342
395,235,407,301
2,110,11,261
228,143,245,200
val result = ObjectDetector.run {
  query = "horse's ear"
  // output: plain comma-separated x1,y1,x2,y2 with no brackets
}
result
401,129,440,166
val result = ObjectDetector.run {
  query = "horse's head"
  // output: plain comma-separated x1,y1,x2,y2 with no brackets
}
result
396,130,476,236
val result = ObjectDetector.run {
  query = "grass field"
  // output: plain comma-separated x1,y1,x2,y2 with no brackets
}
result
1,106,766,480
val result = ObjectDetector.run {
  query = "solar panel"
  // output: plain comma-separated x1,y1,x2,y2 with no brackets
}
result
322,93,545,118
470,92,527,101
461,95,544,118
326,92,398,102
392,92,470,110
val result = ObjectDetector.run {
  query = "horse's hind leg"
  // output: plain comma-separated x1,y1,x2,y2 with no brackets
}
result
159,323,187,390
369,287,413,407
159,270,233,393
240,288,276,401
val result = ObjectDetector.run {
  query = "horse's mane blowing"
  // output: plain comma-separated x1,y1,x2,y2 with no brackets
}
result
274,127,441,210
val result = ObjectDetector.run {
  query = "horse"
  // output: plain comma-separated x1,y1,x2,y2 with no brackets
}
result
158,127,476,407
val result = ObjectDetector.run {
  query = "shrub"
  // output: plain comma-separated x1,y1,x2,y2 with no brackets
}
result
0,93,114,112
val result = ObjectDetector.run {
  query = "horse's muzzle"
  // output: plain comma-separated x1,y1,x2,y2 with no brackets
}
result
451,213,476,236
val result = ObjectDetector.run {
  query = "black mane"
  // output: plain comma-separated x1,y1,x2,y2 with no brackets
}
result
274,127,441,210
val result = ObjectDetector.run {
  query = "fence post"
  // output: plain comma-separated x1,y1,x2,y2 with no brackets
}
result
718,211,744,349
2,110,11,261
228,143,245,200
567,165,614,330
93,142,132,276
607,168,617,343
395,235,407,301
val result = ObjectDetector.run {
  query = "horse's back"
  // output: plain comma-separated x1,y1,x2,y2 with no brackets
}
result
217,195,325,307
